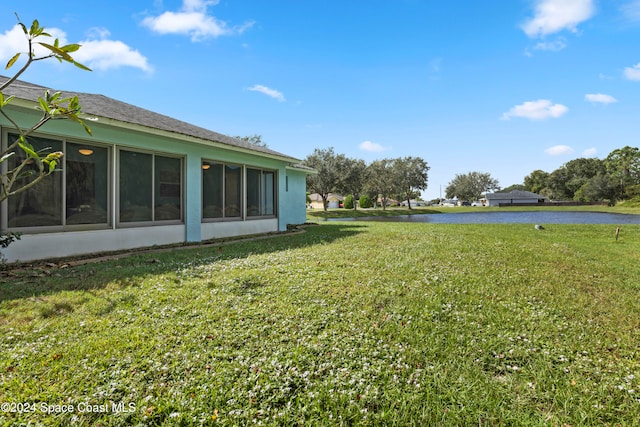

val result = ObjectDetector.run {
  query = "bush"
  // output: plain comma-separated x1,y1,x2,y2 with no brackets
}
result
343,195,354,209
359,195,372,208
617,196,640,207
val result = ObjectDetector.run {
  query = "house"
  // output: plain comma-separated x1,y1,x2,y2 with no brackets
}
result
308,193,344,209
0,76,315,262
484,190,548,207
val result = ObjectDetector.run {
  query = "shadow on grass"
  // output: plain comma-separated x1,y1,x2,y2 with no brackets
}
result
0,223,367,304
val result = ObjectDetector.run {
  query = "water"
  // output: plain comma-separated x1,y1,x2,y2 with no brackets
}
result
327,211,640,224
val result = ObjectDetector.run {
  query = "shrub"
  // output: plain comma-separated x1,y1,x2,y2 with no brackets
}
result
359,195,372,208
343,195,354,209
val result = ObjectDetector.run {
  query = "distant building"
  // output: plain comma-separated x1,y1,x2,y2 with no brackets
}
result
484,190,548,207
308,193,344,209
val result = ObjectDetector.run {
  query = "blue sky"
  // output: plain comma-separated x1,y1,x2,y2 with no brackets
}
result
2,0,640,200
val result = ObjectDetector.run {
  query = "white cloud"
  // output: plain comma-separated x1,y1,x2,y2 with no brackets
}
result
142,0,254,41
624,63,640,81
501,99,569,120
533,38,567,51
0,24,151,73
0,25,71,63
359,140,387,153
247,85,285,102
545,145,575,156
584,93,617,104
582,147,598,157
522,0,595,38
0,25,30,60
74,39,153,73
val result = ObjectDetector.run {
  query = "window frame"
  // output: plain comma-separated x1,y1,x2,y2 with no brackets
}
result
201,160,245,222
116,147,184,227
246,167,277,219
1,130,113,233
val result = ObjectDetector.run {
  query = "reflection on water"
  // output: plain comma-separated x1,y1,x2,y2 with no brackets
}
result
327,211,640,224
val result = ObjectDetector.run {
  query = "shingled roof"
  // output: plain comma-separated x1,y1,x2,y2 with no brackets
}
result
0,76,299,162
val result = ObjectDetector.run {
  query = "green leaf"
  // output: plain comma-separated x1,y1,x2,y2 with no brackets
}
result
6,53,21,70
29,19,40,35
73,61,92,72
37,96,50,113
61,43,81,53
17,139,39,159
0,92,15,107
82,122,93,136
37,42,73,61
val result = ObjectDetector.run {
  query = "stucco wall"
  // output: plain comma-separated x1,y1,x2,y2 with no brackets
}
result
3,225,186,263
278,168,309,228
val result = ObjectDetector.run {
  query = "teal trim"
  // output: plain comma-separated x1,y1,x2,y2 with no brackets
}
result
185,152,202,242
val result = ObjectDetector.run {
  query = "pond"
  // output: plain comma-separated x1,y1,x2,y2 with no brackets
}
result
327,211,640,224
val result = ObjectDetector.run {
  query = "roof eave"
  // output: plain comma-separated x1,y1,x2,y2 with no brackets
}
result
4,98,302,164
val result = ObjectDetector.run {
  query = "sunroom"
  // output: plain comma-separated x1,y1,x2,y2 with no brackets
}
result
0,77,312,262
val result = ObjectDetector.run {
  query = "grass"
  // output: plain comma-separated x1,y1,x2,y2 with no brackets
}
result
1,217,640,425
306,204,640,220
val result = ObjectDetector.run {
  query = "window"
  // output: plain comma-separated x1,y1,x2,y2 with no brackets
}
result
7,134,63,228
202,162,223,218
4,133,111,229
246,168,275,217
155,156,182,221
202,162,242,219
225,165,242,218
119,151,152,222
66,142,109,225
119,150,182,223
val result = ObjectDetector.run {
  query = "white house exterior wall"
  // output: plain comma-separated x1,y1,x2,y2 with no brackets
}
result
201,218,278,241
5,225,186,262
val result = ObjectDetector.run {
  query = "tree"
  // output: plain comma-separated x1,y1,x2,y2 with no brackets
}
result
445,171,499,201
303,147,345,211
1,15,92,204
392,157,430,209
543,158,607,201
546,168,571,200
523,170,550,194
234,134,267,148
574,174,616,203
365,159,396,210
335,157,367,210
563,158,606,200
501,184,526,192
605,146,640,200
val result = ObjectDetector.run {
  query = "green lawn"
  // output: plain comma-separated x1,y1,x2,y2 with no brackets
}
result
2,219,640,425
306,204,640,220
